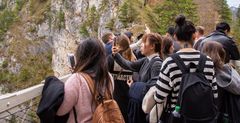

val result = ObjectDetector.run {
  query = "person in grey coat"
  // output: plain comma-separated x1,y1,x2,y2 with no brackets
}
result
199,22,240,63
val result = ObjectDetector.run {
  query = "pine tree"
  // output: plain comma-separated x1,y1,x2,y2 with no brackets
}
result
118,1,129,28
118,0,139,28
147,0,198,34
234,5,240,44
216,0,232,23
237,5,240,25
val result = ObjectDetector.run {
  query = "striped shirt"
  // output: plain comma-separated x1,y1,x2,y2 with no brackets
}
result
154,51,218,111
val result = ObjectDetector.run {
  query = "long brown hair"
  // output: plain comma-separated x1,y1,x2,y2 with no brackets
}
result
142,33,163,59
162,36,174,60
201,41,226,70
114,35,136,61
73,38,112,102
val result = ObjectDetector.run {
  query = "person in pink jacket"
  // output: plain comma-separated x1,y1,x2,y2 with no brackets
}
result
57,38,114,123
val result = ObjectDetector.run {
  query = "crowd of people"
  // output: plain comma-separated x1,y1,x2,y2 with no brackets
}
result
55,15,240,123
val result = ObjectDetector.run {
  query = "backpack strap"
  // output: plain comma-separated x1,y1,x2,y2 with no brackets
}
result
196,54,207,73
171,53,189,74
80,73,95,95
80,73,112,103
171,53,208,108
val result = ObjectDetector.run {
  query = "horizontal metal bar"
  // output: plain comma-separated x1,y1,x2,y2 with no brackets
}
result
0,74,71,114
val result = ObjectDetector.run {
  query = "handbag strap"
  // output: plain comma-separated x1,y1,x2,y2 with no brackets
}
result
80,73,95,95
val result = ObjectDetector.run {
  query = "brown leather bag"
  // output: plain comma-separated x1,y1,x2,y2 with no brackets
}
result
80,73,125,123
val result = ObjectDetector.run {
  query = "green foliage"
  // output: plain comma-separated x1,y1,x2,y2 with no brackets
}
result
216,0,232,23
28,101,40,123
29,0,34,15
146,0,198,34
29,0,51,24
105,18,116,31
0,0,7,10
56,9,65,30
233,5,240,45
0,70,15,84
237,5,240,25
118,0,139,28
9,115,17,123
0,51,53,91
88,6,99,32
116,0,197,33
18,68,31,82
28,25,37,33
79,24,90,37
15,0,26,12
2,60,8,68
0,9,17,41
99,0,109,12
0,0,27,41
79,6,100,37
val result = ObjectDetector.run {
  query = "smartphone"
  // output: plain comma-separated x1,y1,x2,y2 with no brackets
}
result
67,53,75,69
113,37,117,46
113,40,117,46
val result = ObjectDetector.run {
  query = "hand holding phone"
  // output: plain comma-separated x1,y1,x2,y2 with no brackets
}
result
113,39,117,46
112,46,120,55
67,53,75,69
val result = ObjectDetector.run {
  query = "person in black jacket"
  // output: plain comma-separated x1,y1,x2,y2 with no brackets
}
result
108,34,136,123
200,22,240,63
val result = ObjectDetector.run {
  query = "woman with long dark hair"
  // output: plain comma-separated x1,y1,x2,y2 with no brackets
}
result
57,38,113,123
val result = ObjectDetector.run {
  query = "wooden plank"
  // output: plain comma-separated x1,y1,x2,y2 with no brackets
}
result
0,74,71,114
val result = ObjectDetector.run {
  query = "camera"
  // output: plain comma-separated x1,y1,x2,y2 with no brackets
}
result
67,53,75,69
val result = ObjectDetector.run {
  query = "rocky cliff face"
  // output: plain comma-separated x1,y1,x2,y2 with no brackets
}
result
0,0,122,82
49,0,120,76
0,0,223,91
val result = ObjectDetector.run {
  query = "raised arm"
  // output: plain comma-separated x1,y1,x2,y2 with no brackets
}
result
113,53,145,72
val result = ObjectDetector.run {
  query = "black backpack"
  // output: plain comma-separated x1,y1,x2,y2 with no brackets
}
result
37,76,78,123
171,53,217,122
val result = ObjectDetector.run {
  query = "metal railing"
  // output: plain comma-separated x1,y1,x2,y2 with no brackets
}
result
0,74,71,123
